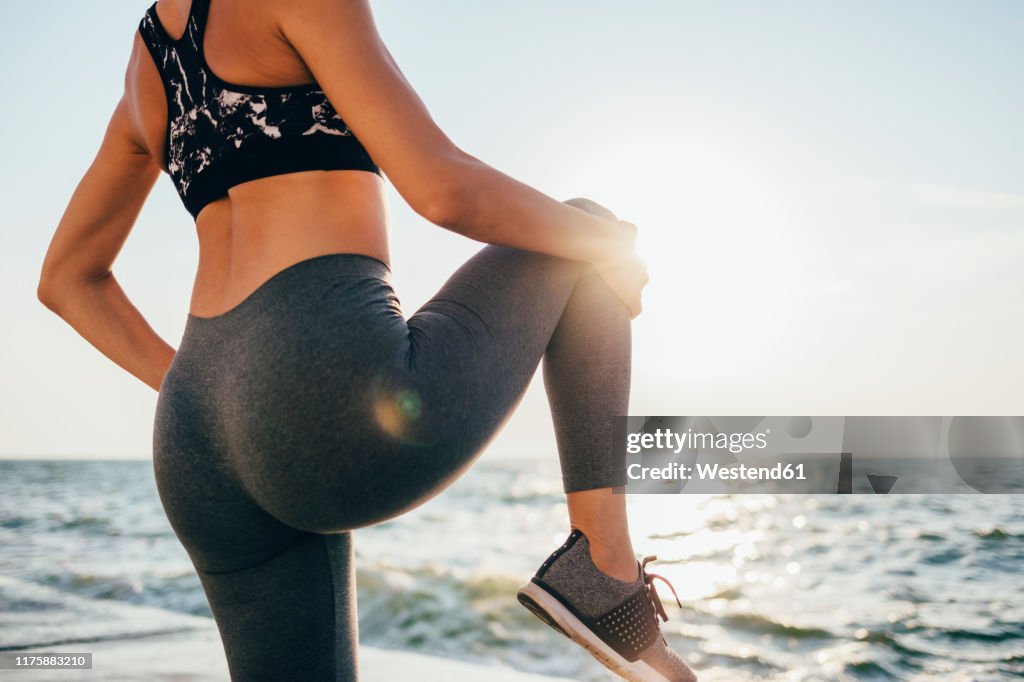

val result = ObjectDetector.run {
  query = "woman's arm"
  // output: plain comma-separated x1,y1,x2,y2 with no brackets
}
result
276,0,640,267
38,81,174,392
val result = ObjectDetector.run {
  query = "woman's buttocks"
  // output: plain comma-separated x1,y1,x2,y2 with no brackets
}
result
158,251,487,533
156,252,419,533
174,253,407,443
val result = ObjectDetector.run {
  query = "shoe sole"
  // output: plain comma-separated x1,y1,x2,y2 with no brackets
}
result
517,581,666,682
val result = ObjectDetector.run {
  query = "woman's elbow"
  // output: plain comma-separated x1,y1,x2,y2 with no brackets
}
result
36,261,91,314
407,153,483,229
36,265,67,313
414,185,471,229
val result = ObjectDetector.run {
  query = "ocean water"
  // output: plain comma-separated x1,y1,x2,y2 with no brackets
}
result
0,459,1022,681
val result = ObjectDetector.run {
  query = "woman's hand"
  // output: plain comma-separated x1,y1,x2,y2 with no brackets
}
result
562,198,649,319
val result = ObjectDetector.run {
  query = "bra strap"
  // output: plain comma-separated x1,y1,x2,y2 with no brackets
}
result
190,0,212,42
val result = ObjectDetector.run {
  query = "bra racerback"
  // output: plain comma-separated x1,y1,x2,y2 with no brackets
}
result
137,0,381,220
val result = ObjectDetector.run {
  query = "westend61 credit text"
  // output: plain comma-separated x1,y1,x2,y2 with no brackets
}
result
617,416,1024,494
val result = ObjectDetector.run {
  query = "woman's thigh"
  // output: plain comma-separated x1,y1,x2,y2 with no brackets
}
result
195,532,357,682
380,245,591,453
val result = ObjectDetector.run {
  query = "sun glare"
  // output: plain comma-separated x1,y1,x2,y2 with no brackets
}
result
564,132,798,376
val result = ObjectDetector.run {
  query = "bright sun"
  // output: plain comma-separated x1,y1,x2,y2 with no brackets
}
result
563,132,799,378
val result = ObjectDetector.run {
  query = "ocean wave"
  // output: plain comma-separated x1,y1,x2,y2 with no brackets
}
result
843,658,905,677
0,575,211,651
974,526,1022,541
937,623,1024,644
912,530,947,542
717,612,836,639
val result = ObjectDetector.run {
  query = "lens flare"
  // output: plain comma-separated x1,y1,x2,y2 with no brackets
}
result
372,376,424,443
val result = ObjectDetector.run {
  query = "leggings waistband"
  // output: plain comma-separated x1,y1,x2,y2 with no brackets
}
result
184,252,392,331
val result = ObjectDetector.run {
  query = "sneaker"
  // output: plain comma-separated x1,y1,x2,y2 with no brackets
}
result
517,529,697,682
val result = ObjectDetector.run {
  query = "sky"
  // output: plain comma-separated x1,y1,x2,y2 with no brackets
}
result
1,0,1022,458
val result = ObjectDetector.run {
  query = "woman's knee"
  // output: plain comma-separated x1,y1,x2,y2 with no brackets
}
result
562,197,618,221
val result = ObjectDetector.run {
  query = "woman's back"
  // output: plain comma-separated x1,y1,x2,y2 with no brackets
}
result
129,0,389,318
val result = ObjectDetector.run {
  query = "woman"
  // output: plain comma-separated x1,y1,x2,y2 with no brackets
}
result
37,1,696,680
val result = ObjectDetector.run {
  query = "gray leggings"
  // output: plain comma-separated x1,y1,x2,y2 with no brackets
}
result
153,230,631,680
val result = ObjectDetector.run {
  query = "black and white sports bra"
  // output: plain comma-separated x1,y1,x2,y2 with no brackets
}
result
138,0,381,219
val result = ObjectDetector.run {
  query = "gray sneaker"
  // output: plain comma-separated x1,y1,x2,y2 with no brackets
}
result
517,529,697,682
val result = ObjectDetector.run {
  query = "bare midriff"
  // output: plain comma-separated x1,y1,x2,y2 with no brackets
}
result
187,170,390,319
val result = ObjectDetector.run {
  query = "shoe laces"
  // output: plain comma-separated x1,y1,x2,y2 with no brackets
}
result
641,555,682,623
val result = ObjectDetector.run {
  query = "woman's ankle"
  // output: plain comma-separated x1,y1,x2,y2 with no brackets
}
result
573,526,639,582
565,487,637,582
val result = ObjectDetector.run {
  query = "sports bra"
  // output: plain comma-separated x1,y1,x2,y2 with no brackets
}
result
137,0,381,220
